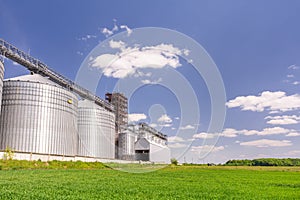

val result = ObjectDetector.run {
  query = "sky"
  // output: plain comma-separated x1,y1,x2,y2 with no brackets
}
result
0,0,300,163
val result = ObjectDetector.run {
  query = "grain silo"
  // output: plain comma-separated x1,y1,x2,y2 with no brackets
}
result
0,74,78,156
118,125,137,160
0,61,4,113
78,99,115,159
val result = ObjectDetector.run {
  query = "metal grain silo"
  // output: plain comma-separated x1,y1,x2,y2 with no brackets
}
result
0,61,4,113
0,74,78,156
118,125,137,160
78,99,115,159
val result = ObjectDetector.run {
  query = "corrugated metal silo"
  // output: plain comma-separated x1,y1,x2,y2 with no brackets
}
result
0,74,78,156
118,128,136,160
78,99,115,159
0,61,4,113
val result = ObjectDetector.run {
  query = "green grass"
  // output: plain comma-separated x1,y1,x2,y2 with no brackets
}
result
0,159,106,170
0,165,300,199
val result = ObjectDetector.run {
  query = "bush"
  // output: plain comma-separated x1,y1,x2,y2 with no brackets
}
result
171,158,178,165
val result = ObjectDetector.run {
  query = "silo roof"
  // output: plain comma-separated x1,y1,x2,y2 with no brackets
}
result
4,73,60,87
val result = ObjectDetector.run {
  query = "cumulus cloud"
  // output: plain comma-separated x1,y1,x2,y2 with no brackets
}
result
109,40,126,49
191,145,225,153
265,115,300,125
128,113,147,123
101,20,132,37
120,25,133,36
287,74,294,78
226,91,300,112
158,114,173,124
193,127,299,138
91,40,188,78
286,132,300,137
240,139,292,147
179,125,195,130
288,65,299,70
102,28,114,37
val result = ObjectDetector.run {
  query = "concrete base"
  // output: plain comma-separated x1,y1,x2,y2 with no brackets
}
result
0,151,148,164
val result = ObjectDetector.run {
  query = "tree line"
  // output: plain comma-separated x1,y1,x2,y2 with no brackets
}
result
225,158,300,166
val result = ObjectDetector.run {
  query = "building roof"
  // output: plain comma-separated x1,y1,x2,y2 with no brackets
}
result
5,73,60,87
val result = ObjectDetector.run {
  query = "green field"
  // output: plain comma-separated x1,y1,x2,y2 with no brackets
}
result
0,165,300,199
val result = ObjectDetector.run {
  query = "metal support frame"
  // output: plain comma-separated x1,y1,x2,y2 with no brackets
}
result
0,39,114,112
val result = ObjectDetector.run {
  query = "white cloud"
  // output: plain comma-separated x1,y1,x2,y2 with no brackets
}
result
174,117,180,120
193,132,215,139
191,145,224,153
102,28,114,37
240,139,292,147
221,128,239,138
112,19,118,32
161,123,172,127
288,65,299,70
91,41,187,78
194,127,299,138
287,74,294,78
265,115,300,125
141,78,162,84
168,136,185,143
158,114,172,123
179,125,195,130
183,49,190,56
226,91,300,112
109,40,126,49
168,143,187,148
292,81,300,85
286,132,300,137
128,113,147,123
120,25,132,36
149,123,157,128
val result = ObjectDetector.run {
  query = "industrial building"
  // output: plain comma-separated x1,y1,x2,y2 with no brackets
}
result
135,123,170,163
0,39,170,164
118,123,170,163
0,61,3,114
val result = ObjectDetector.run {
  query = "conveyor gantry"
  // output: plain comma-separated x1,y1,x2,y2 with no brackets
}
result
0,38,114,112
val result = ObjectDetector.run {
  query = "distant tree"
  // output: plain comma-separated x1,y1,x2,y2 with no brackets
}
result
225,158,300,166
171,158,178,165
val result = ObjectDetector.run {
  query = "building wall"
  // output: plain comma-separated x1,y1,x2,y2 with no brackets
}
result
118,130,136,160
149,143,171,164
135,137,170,163
77,100,115,159
0,78,78,156
0,61,4,114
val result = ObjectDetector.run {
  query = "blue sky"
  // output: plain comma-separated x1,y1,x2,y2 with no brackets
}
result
1,0,300,163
